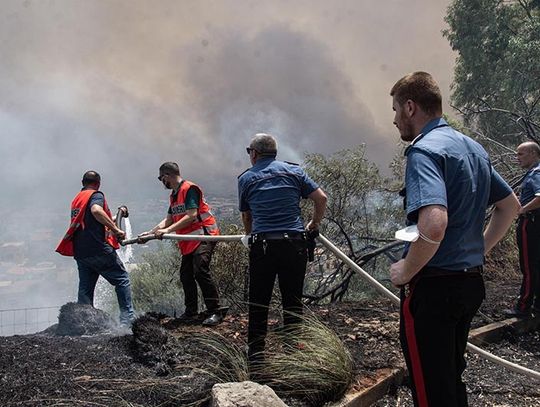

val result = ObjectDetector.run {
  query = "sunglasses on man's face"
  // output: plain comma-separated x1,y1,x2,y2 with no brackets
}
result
158,174,168,182
246,147,257,155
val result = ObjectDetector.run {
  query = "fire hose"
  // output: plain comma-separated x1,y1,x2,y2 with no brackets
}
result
120,232,540,381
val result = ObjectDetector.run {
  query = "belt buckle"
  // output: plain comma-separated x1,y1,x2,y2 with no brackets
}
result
404,284,410,297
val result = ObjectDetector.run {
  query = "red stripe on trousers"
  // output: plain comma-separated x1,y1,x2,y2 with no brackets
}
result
520,218,532,310
403,288,429,407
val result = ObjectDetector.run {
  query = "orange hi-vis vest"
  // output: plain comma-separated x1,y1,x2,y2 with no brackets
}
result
170,180,219,255
55,189,120,257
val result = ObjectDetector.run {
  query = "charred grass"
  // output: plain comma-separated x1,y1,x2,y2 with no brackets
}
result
0,276,538,406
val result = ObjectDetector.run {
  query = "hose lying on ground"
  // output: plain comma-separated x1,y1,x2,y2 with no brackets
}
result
121,232,540,381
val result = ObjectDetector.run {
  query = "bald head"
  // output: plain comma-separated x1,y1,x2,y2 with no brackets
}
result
518,141,540,156
82,170,100,187
517,141,540,170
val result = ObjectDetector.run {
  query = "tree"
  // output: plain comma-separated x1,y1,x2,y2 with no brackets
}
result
444,0,540,145
302,145,404,303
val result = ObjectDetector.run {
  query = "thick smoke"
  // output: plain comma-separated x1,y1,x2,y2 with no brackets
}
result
0,0,454,313
181,24,378,173
0,0,454,203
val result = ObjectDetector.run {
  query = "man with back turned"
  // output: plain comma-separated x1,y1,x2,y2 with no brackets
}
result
238,133,327,367
56,170,135,326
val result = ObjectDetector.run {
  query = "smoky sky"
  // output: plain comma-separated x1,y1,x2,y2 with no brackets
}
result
0,0,454,212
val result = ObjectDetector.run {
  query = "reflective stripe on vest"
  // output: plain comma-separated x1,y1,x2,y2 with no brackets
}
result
170,180,219,255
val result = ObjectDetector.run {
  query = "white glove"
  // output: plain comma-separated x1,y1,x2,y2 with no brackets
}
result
240,235,250,249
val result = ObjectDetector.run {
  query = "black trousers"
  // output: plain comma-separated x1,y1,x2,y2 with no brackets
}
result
400,271,485,407
179,241,220,314
516,215,540,312
247,238,308,362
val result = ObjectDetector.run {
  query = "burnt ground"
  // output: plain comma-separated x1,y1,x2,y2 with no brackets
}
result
0,277,539,407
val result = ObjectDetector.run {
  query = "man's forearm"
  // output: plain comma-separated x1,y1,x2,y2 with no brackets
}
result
312,199,326,225
308,188,327,228
398,205,447,283
484,193,520,254
91,206,120,232
150,218,170,233
521,196,540,214
403,239,440,279
164,214,197,233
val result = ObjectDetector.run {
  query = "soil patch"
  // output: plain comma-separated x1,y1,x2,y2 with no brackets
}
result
373,329,540,406
0,276,537,406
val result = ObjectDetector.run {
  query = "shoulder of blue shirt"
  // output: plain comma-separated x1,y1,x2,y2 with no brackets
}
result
237,168,250,179
237,160,301,179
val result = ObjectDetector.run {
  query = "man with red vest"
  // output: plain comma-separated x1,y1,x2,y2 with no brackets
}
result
140,162,223,326
56,170,135,326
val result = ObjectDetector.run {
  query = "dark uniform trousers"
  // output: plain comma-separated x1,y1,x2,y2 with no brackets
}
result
516,214,540,312
180,241,220,314
400,270,485,407
247,238,308,362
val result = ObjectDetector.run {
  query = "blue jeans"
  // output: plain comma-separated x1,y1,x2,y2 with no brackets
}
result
76,252,135,324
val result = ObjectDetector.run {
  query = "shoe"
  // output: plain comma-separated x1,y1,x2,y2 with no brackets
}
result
503,308,531,318
176,312,202,324
202,313,223,326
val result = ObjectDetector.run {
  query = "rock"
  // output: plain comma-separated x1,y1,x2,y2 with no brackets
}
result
211,381,288,407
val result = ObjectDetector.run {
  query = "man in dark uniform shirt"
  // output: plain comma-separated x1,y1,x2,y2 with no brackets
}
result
389,72,519,406
238,133,327,366
505,141,540,317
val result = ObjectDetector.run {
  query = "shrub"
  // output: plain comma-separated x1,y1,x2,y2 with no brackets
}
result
129,242,184,315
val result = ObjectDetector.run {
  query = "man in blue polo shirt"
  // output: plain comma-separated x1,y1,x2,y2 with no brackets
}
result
389,72,519,407
238,133,327,367
505,141,540,317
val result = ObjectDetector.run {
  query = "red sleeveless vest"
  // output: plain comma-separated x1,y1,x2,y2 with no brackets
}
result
170,180,219,255
55,189,119,257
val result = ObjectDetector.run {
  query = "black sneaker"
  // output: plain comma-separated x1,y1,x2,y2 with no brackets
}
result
503,308,531,318
202,313,223,326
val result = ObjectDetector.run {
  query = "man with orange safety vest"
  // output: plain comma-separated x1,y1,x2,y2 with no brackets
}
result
56,170,135,326
139,162,223,326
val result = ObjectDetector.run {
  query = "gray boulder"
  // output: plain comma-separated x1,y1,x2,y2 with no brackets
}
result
211,381,288,407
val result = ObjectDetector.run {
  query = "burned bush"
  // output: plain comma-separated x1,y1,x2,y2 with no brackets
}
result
56,302,116,336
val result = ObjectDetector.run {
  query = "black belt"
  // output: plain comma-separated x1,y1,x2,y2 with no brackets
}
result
250,232,306,244
421,265,482,277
